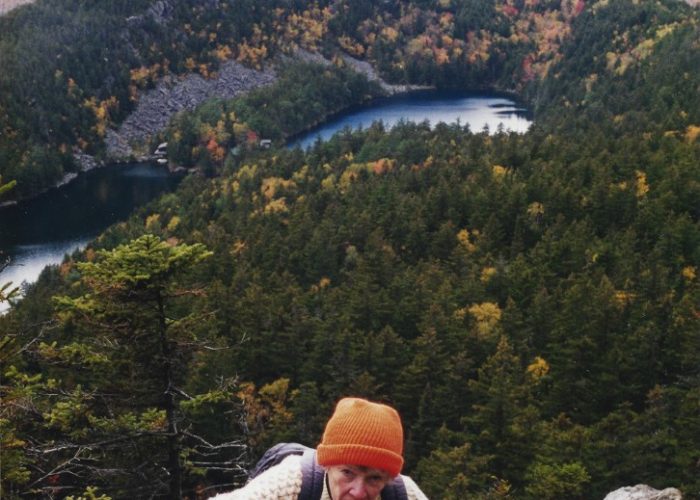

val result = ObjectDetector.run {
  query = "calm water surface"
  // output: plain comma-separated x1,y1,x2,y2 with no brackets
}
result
289,90,531,149
0,91,531,310
0,163,181,309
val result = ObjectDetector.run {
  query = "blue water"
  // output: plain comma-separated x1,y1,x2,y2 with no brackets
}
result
0,163,181,310
289,90,531,149
0,91,532,310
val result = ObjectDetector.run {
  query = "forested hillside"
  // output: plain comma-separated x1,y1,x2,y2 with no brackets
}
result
2,0,578,200
2,0,700,499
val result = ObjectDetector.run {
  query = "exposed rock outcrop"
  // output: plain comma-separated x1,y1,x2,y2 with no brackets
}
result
105,60,276,161
72,151,101,173
0,0,35,16
124,0,177,29
604,484,683,500
340,54,429,95
104,49,422,162
292,48,428,95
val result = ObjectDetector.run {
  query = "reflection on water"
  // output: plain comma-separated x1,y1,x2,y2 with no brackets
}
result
0,163,181,311
122,164,174,178
289,91,532,150
1,237,92,289
0,91,532,312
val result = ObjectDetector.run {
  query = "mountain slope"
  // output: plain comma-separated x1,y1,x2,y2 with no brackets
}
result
1,1,699,498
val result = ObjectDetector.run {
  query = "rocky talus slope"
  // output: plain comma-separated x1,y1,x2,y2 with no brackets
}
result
105,61,275,161
103,49,420,163
105,60,276,161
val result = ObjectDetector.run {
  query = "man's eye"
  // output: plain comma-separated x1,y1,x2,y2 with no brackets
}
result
341,469,355,478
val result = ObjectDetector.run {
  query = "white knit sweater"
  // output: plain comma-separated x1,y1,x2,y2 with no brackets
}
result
211,454,429,499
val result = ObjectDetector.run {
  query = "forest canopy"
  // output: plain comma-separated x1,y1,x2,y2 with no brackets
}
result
3,0,581,199
1,0,700,498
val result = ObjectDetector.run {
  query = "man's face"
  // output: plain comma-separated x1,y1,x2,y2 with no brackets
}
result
326,464,393,500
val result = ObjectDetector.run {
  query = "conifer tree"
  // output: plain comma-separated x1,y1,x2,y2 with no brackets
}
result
41,235,244,497
0,176,34,498
464,336,542,488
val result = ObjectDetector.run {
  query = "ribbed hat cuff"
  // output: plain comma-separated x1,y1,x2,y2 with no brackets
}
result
316,443,404,477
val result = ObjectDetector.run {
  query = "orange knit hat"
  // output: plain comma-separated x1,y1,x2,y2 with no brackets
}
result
316,397,404,477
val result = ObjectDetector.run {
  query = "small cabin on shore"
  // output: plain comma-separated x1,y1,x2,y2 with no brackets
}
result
153,142,168,157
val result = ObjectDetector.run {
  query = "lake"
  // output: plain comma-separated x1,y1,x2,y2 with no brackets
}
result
289,89,531,149
0,163,181,310
0,90,531,309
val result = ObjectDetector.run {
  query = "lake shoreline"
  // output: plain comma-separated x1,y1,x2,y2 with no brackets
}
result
5,49,527,207
0,155,100,209
0,162,183,308
1,88,531,298
288,89,532,150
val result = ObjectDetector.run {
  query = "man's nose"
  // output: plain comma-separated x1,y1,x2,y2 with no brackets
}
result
348,477,369,498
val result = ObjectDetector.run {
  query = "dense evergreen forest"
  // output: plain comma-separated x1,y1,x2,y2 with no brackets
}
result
0,0,571,200
2,0,700,498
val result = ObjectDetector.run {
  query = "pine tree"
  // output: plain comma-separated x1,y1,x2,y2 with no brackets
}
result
0,177,31,497
464,336,542,488
41,235,244,497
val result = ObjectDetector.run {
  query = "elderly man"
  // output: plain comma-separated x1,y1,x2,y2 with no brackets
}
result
213,397,429,499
